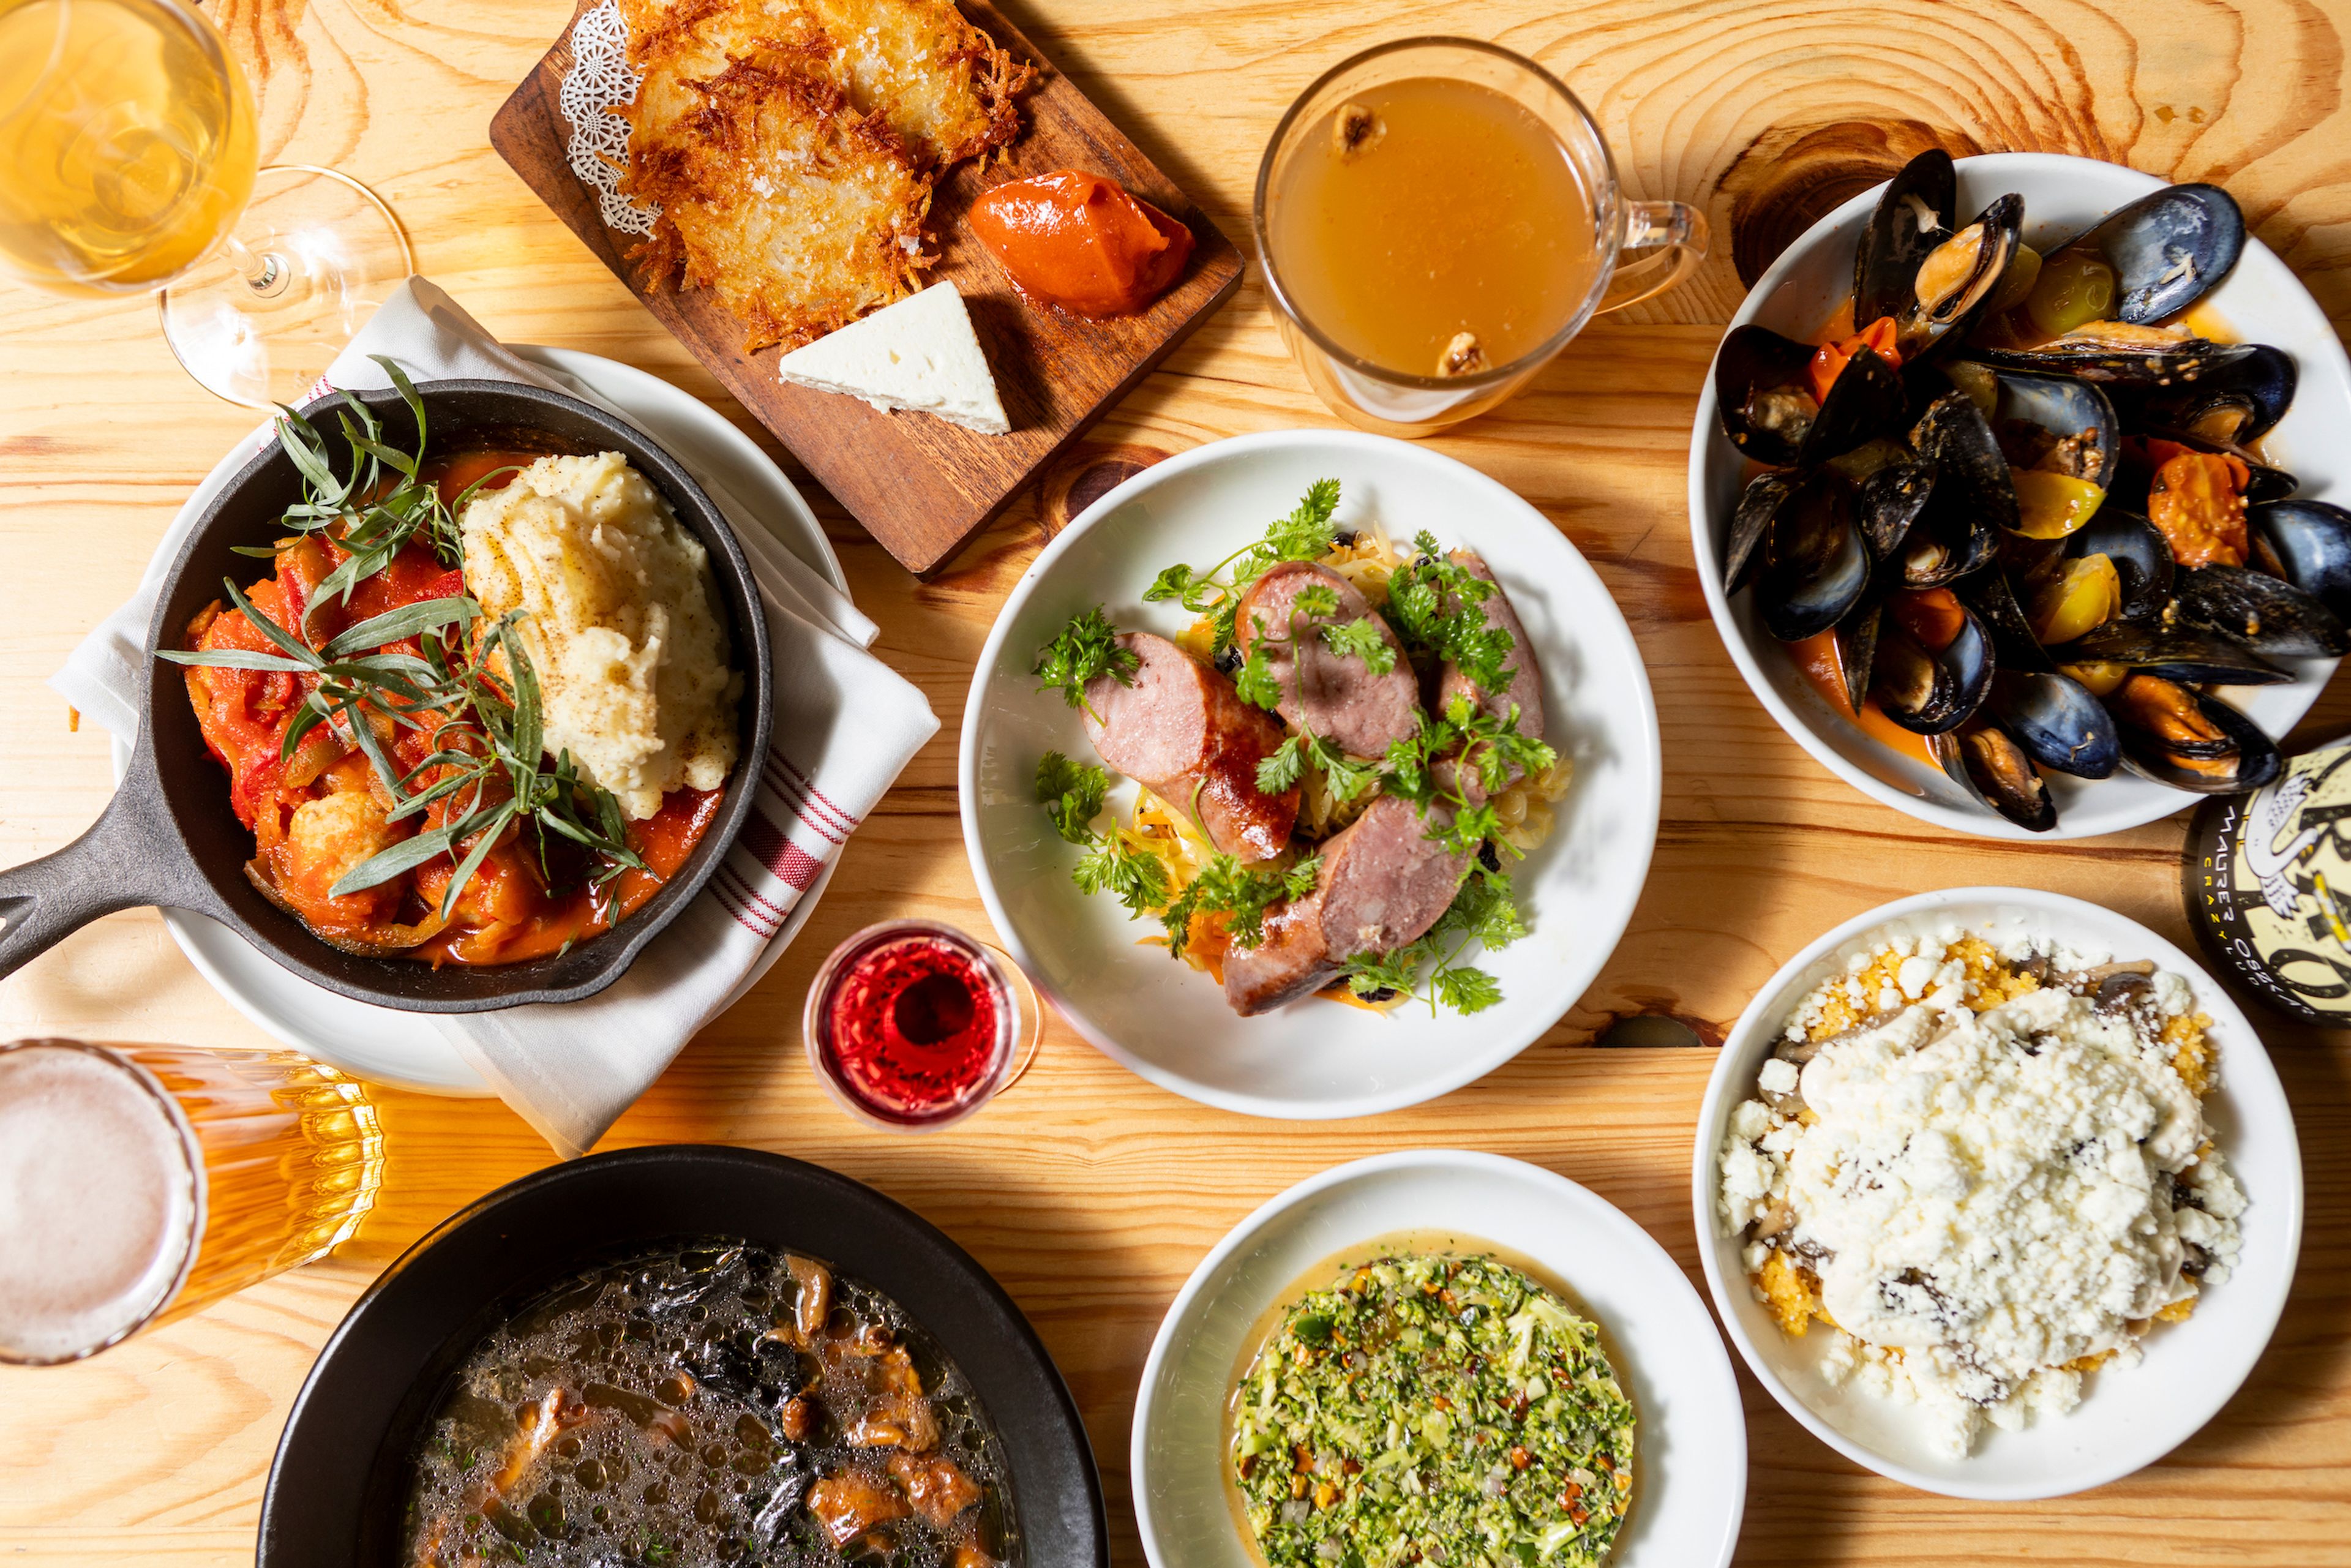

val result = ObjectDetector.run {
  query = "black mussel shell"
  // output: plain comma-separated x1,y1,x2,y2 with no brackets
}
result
1978,329,2255,388
1912,392,2022,533
1758,470,1872,642
2056,617,2292,685
1856,149,1959,326
1959,563,2058,672
1932,722,2057,831
1900,393,2012,587
2042,183,2248,325
2107,675,2282,793
1986,669,2120,778
1899,500,2000,588
1725,469,1798,593
2252,500,2351,622
2063,509,2175,620
2171,563,2351,657
1799,346,1910,465
1832,598,1883,717
1980,366,2120,489
2123,343,2296,447
1900,194,2024,360
1853,460,1934,559
1714,324,1821,465
1871,602,1996,735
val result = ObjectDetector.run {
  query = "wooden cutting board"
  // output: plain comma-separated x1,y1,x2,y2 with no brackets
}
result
489,0,1245,575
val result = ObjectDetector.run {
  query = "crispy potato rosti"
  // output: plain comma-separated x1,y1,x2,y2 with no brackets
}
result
623,0,1027,169
615,0,1029,351
792,0,1027,166
620,58,932,351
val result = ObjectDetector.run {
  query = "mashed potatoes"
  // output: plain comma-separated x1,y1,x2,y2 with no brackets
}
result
460,452,741,819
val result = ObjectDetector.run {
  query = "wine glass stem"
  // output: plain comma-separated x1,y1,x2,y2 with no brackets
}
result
220,231,287,299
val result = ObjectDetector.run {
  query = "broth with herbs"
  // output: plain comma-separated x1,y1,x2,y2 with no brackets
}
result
403,1240,1012,1568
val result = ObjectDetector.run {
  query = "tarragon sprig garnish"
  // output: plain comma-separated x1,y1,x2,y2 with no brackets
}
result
160,585,645,918
262,356,518,631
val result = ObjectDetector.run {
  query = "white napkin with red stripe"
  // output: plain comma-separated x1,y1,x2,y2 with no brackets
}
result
53,279,939,1157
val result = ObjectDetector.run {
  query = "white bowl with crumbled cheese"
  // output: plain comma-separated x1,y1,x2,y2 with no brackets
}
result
1691,888,2302,1499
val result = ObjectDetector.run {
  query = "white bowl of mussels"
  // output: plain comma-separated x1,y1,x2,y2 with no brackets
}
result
1689,150,2351,839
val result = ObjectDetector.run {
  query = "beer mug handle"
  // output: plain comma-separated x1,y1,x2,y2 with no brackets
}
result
1595,199,1709,315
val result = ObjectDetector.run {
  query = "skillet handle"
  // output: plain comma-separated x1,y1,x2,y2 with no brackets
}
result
0,750,227,981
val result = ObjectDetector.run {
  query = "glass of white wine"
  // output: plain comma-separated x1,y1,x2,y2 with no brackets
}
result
0,0,413,406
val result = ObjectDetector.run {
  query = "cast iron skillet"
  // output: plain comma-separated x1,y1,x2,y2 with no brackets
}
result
258,1145,1109,1567
0,380,773,1011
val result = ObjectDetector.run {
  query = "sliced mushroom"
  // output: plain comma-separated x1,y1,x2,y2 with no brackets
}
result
788,1255,831,1340
490,1389,565,1497
808,1469,910,1548
1750,1197,1797,1242
1438,331,1488,378
1333,102,1384,159
889,1452,984,1527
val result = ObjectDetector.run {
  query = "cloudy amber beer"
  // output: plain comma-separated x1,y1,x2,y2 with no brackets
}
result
0,1040,383,1364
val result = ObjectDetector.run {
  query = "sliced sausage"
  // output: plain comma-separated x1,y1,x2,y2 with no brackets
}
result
1233,561,1421,759
1082,632,1297,862
1221,794,1471,1016
1434,551,1545,801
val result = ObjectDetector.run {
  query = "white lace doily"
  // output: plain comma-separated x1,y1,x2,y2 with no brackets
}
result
559,0,660,235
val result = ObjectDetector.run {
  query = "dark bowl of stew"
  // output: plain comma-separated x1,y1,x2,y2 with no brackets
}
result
0,379,773,1011
258,1144,1108,1568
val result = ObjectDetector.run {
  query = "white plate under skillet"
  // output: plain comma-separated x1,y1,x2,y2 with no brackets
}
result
1688,152,2351,841
958,430,1662,1119
118,347,848,1097
1133,1151,1747,1568
1691,888,2303,1498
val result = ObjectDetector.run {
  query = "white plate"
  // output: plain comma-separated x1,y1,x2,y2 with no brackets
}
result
1688,152,2351,840
958,430,1662,1119
1133,1151,1747,1568
121,346,849,1096
1690,887,2303,1498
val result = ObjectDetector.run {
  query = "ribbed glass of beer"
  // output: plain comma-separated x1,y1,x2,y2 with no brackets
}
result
0,1038,384,1365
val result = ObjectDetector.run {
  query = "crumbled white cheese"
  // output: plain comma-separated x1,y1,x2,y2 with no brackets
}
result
1717,931,2243,1455
1896,953,1941,998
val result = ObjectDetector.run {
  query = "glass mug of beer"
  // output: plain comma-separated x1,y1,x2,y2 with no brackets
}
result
0,1038,383,1365
1254,38,1709,436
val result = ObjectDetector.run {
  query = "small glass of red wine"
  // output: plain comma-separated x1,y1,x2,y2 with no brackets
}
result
803,920,1040,1131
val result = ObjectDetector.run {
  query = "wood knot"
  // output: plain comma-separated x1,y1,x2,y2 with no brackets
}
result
1039,441,1171,536
1593,1006,1723,1049
1716,120,1984,288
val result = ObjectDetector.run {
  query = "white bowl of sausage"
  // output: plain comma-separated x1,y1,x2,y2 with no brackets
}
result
957,430,1661,1119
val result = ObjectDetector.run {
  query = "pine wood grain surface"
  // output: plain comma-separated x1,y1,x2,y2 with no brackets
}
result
5,0,2351,1561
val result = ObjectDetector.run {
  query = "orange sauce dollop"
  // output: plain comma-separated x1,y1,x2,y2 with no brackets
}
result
967,169,1194,318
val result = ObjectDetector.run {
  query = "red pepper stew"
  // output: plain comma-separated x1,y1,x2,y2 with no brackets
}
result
179,448,727,966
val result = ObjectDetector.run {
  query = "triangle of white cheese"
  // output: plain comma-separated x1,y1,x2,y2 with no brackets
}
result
774,281,1010,435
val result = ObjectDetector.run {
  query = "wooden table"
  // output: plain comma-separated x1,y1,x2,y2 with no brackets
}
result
5,0,2351,1561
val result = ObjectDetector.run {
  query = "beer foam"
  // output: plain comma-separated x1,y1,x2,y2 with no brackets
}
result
0,1045,198,1362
